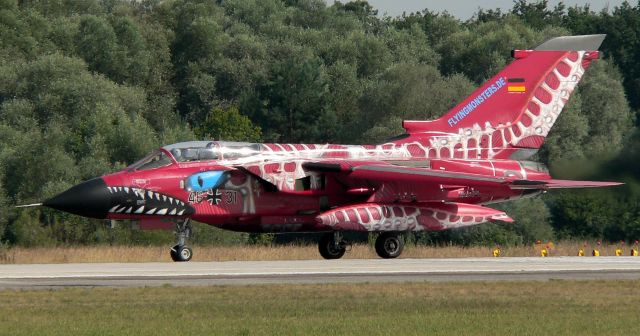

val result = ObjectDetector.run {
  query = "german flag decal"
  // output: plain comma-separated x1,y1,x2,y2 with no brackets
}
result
507,77,526,93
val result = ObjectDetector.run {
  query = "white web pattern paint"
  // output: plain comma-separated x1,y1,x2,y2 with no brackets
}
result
316,203,511,232
213,52,589,190
427,51,588,159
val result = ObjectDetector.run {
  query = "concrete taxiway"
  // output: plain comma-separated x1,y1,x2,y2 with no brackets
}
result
1,257,640,289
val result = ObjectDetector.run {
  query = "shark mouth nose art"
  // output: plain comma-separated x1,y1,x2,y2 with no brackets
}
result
107,187,194,216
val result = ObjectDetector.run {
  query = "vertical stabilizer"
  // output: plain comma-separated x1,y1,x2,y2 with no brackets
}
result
401,34,605,160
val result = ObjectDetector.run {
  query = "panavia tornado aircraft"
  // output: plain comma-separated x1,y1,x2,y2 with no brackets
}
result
41,34,620,261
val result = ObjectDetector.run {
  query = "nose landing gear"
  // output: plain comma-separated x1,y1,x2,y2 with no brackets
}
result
170,219,193,262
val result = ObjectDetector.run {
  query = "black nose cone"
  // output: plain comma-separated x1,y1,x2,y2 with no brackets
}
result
43,178,111,219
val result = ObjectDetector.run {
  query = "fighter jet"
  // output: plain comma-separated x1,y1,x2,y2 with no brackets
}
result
42,34,619,261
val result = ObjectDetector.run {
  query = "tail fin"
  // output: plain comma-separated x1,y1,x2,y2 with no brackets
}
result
402,34,605,160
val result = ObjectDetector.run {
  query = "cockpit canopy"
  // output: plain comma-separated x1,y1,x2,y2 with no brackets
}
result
164,141,221,162
127,141,263,171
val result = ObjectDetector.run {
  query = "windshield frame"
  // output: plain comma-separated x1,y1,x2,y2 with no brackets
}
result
126,149,176,171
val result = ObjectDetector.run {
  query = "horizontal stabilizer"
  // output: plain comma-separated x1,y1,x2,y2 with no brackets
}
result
510,179,622,189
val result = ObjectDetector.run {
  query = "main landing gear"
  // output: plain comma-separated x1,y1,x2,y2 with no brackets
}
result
374,232,405,259
170,219,193,262
318,231,405,259
318,231,349,259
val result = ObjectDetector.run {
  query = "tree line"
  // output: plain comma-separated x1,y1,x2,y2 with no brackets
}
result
0,0,639,247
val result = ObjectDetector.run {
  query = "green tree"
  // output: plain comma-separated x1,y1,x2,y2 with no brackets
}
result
549,190,620,239
110,15,151,85
359,64,474,142
0,173,8,239
245,51,330,142
394,10,461,47
578,60,634,160
506,198,555,243
195,106,262,142
75,15,118,77
562,1,640,110
511,0,565,28
222,0,286,30
436,19,546,82
6,209,55,247
325,61,363,142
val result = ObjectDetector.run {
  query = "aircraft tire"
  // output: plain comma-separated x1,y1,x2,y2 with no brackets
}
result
318,233,346,259
170,245,193,262
375,232,404,259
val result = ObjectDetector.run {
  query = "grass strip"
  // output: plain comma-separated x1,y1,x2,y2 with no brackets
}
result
0,280,638,335
0,242,629,264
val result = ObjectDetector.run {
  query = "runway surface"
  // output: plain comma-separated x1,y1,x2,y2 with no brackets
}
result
1,257,640,289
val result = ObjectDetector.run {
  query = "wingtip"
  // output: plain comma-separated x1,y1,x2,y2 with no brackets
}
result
489,213,514,223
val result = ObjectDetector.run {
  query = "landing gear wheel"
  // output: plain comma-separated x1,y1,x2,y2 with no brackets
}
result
170,219,193,262
318,232,346,259
170,246,178,261
170,244,193,262
375,232,404,259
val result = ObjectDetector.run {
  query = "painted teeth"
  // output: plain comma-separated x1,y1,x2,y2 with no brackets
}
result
107,187,188,216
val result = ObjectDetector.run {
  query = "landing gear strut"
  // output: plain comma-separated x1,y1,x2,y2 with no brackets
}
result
318,231,348,259
375,232,405,259
170,219,193,262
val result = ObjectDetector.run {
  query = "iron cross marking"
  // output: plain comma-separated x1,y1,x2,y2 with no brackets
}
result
206,189,223,205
